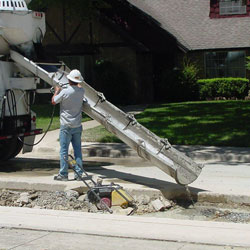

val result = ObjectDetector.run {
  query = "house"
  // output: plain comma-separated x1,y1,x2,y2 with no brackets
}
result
41,0,250,104
126,0,250,78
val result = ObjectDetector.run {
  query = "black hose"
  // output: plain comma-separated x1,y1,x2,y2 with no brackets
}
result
0,96,6,131
17,104,56,146
5,89,55,146
10,89,17,129
6,90,13,117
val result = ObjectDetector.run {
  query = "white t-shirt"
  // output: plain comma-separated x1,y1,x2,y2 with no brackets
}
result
54,85,85,128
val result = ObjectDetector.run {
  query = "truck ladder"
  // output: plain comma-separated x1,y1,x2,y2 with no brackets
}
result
10,50,203,185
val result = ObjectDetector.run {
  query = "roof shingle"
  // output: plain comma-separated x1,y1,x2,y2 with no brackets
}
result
127,0,250,50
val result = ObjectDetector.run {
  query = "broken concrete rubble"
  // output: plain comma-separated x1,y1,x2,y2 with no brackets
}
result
1,188,250,223
151,199,165,211
160,197,172,209
78,194,87,202
17,192,29,205
65,190,80,199
112,206,134,215
150,197,173,212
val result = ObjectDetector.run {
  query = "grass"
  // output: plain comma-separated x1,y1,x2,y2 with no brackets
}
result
82,100,250,147
32,104,91,132
135,100,250,147
82,125,121,143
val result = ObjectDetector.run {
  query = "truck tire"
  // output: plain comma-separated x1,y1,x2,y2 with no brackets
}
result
0,137,23,161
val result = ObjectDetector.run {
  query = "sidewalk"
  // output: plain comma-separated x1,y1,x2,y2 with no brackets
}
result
0,206,250,248
1,227,246,250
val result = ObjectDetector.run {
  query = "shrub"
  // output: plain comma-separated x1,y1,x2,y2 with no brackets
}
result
179,57,200,101
159,57,200,102
198,78,249,100
246,56,250,71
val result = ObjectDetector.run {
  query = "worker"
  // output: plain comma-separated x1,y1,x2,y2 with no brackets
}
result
51,69,85,181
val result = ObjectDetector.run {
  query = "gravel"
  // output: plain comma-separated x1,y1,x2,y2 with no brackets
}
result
0,189,90,212
0,189,172,215
146,201,250,224
200,207,250,223
1,189,250,223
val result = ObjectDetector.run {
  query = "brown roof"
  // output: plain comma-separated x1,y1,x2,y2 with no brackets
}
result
127,0,250,51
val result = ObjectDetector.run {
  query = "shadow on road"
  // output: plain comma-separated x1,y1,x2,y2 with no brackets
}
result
0,157,205,203
85,165,205,199
0,157,113,175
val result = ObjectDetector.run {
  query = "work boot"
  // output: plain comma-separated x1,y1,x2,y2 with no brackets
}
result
74,174,82,181
54,175,68,181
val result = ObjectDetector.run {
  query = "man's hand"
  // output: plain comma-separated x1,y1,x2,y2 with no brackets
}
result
54,86,61,94
51,86,61,105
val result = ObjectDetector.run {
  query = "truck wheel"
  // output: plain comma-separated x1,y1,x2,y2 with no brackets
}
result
8,137,24,159
0,137,23,161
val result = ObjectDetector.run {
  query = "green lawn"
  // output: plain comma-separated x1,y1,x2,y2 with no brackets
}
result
82,100,250,147
82,125,121,143
32,105,91,132
135,100,250,147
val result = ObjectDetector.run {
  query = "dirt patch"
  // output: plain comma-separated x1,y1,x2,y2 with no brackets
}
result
1,189,250,223
0,189,90,212
142,201,250,224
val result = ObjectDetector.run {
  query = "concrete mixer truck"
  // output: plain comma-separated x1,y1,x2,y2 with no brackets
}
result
0,0,45,160
0,0,203,186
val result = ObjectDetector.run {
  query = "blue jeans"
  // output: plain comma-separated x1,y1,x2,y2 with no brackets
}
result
59,125,83,178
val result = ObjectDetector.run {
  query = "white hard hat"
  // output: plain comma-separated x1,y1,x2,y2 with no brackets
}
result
67,69,84,83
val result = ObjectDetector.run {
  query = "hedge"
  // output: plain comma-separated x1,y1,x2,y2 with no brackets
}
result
198,78,249,100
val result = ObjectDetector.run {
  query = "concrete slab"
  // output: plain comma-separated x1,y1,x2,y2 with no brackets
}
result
0,227,48,249
0,206,250,248
1,228,245,250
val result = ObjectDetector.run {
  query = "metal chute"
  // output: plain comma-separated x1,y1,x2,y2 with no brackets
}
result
10,49,203,185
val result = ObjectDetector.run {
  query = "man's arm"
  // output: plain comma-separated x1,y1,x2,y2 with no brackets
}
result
51,86,61,105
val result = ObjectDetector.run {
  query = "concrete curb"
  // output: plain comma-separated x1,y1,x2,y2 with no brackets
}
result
81,143,250,163
175,145,250,163
81,143,137,158
1,178,250,206
0,179,66,192
30,136,250,163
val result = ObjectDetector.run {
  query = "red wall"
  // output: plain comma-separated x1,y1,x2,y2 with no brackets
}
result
210,0,250,18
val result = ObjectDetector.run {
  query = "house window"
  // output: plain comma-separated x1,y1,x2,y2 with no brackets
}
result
205,51,246,78
219,0,247,15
